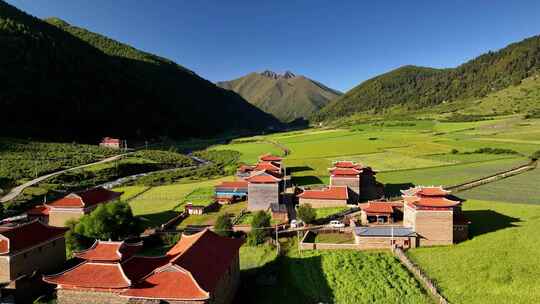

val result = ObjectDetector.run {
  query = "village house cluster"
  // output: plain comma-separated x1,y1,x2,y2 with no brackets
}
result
0,153,471,303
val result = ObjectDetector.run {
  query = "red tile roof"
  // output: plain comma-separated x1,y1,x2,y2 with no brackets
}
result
361,202,395,214
401,186,450,197
121,266,208,301
215,181,248,189
297,186,349,200
44,262,131,289
333,161,362,169
330,168,360,176
245,172,282,183
27,205,50,216
46,187,122,209
101,137,120,144
168,229,243,294
74,240,142,262
44,229,243,301
405,196,461,209
237,165,255,173
254,162,281,172
0,221,67,254
259,154,282,162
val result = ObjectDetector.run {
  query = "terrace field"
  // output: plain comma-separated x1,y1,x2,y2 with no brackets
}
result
408,199,540,303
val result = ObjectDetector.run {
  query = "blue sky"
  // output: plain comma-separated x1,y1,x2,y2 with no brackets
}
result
7,0,540,91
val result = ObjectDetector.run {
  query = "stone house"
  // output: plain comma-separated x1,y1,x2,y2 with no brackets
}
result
44,229,243,304
353,226,417,250
329,161,381,202
297,186,349,208
269,203,288,222
44,187,123,227
0,220,68,303
359,201,403,225
402,186,470,246
246,170,283,211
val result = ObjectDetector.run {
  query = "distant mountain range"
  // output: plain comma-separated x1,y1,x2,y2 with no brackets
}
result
315,35,540,122
218,71,341,122
0,1,280,141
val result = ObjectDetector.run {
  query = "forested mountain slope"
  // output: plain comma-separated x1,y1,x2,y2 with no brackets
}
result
0,1,280,141
218,70,341,122
315,35,540,121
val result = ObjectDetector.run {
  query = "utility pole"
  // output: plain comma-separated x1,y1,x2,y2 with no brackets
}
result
275,225,279,255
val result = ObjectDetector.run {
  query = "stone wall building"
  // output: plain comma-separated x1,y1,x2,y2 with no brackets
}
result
0,220,68,303
44,229,243,304
297,186,349,208
328,161,381,202
44,187,123,227
246,171,282,211
353,227,417,250
402,186,470,246
100,137,122,149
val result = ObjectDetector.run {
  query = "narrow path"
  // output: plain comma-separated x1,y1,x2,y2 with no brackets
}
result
0,153,130,203
447,160,537,193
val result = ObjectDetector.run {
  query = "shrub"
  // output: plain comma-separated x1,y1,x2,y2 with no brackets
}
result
247,211,271,246
472,147,518,155
66,201,141,256
214,213,233,237
531,150,540,161
297,204,316,224
524,109,540,119
451,149,459,154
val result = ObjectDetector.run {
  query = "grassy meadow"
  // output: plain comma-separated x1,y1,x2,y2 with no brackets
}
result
237,240,431,304
408,199,540,303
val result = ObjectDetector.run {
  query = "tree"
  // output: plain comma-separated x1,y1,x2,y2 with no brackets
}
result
66,201,141,256
247,211,271,246
214,213,233,237
297,204,316,224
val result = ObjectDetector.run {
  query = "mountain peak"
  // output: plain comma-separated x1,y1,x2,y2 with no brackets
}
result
260,70,297,79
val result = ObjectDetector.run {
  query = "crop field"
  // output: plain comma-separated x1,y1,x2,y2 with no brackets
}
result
408,199,540,303
237,241,430,304
314,207,350,219
459,168,540,205
114,176,233,228
178,201,247,227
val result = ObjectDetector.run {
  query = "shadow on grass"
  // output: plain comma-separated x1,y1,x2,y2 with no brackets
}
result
383,182,415,198
137,210,180,229
464,209,521,238
288,166,313,173
236,254,334,304
292,176,324,186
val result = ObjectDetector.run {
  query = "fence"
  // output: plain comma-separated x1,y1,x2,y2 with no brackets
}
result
393,247,449,304
299,230,359,251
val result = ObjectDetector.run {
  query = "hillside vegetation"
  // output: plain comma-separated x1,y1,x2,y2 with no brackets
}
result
218,71,341,122
316,35,540,121
0,1,279,141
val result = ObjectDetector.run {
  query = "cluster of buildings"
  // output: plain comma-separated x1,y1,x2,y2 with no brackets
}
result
214,154,290,214
353,186,470,249
297,161,382,207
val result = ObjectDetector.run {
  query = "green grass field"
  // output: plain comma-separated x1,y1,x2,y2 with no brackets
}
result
178,201,247,227
408,199,540,303
114,176,233,228
237,240,430,304
314,207,350,219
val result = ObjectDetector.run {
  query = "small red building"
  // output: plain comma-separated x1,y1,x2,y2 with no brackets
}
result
99,137,122,149
297,186,350,208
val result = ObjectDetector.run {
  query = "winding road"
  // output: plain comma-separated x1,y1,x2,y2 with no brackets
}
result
0,154,130,203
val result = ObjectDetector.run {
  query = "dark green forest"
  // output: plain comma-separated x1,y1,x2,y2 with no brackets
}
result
0,1,280,141
315,35,540,121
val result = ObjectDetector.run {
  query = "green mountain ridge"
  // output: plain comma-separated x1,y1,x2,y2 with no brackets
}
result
217,70,342,122
0,1,280,141
315,35,540,121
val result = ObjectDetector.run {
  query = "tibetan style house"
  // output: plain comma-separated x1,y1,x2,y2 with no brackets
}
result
402,186,470,246
297,186,350,208
0,221,68,303
44,187,123,227
44,229,243,304
328,161,381,202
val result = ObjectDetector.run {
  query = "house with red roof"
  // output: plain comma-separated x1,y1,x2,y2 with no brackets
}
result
246,170,283,211
297,186,350,208
0,220,68,302
329,161,381,202
44,229,243,304
359,201,403,225
402,186,470,246
99,137,123,149
45,187,123,227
